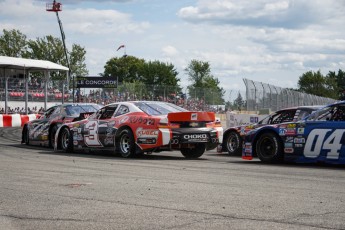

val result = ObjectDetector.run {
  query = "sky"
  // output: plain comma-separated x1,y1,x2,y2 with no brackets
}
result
1,0,345,101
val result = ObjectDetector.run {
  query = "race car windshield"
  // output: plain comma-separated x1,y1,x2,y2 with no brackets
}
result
135,102,187,115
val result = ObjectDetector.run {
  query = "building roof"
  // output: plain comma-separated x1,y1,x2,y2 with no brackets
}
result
0,56,69,71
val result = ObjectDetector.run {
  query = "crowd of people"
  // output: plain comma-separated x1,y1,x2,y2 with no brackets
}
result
76,90,225,113
1,82,226,114
0,77,70,102
0,106,45,114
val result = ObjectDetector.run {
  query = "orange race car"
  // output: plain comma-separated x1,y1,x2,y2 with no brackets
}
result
54,101,223,158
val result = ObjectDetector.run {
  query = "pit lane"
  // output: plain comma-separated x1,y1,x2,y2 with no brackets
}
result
1,127,345,230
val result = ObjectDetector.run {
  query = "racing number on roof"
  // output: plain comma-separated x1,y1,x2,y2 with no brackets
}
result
84,120,102,147
304,129,345,159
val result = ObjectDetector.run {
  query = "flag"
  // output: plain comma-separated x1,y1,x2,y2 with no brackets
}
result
116,44,125,51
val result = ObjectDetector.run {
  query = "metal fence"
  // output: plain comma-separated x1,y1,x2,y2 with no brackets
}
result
0,76,337,114
76,84,225,112
243,78,336,112
0,77,226,114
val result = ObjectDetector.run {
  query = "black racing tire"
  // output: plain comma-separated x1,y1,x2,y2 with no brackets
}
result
224,131,242,156
22,126,30,145
116,128,136,158
59,127,73,153
181,143,205,159
49,125,58,148
255,132,283,163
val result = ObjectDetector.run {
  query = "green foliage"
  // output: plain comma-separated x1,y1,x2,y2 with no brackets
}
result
233,92,245,110
69,44,89,87
298,70,344,100
0,29,28,57
298,70,327,96
103,56,181,97
185,59,225,104
185,60,211,87
0,29,88,90
117,81,147,99
140,60,180,86
326,70,345,100
103,56,145,83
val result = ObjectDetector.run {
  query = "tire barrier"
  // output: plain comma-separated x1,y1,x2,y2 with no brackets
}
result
0,114,40,127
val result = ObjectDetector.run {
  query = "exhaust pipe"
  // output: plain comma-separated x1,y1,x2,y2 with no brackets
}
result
171,139,179,144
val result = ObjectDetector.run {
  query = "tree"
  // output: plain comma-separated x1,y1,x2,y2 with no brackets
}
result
103,56,181,96
0,29,28,57
298,70,329,97
103,56,145,83
27,35,88,90
27,36,89,75
1,29,88,90
297,70,344,99
27,35,66,65
140,60,180,86
233,92,245,111
69,44,89,88
326,69,345,100
185,59,225,104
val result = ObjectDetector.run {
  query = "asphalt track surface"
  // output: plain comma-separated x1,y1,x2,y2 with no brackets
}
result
1,128,345,230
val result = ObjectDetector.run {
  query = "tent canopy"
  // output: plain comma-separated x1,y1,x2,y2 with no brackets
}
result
0,56,69,71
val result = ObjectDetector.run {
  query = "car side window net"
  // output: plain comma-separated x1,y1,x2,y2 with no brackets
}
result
269,110,294,124
43,107,56,119
95,105,117,119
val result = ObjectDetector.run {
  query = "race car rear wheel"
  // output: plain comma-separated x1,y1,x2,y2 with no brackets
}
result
225,131,242,156
60,127,73,153
22,126,30,145
117,128,136,158
255,132,283,163
181,143,205,159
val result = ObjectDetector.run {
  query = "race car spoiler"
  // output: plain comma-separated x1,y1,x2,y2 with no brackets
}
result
167,112,215,122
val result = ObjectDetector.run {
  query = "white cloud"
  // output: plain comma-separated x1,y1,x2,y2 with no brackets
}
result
162,45,178,57
1,0,345,98
177,0,345,28
64,8,150,35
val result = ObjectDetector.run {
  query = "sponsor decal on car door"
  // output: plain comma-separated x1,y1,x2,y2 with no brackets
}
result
84,120,102,147
304,128,345,160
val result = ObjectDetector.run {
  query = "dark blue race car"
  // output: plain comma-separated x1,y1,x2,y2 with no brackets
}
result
242,101,345,164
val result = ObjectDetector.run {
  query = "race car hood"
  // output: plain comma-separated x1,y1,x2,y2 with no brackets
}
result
167,111,215,122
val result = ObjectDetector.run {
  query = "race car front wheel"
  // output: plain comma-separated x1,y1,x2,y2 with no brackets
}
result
22,126,30,145
116,128,136,158
49,125,58,148
255,132,283,163
225,131,242,156
181,143,205,159
60,127,73,153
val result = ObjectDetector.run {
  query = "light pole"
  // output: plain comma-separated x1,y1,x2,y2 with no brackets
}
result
46,1,72,103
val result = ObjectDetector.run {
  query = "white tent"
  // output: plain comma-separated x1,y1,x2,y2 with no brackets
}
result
0,56,69,71
0,56,69,114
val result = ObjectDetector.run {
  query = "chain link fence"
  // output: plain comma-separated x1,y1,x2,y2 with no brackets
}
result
0,76,69,113
76,84,225,113
0,76,337,114
243,78,336,112
0,77,225,114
